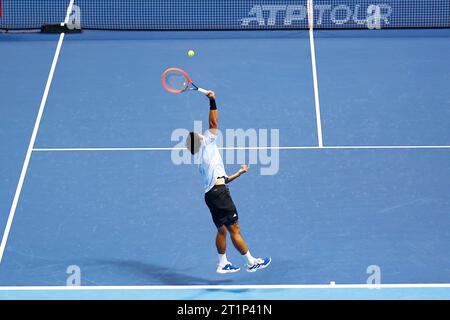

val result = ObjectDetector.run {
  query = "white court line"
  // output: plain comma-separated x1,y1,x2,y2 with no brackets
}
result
32,145,450,152
0,0,75,264
0,283,450,291
308,0,324,148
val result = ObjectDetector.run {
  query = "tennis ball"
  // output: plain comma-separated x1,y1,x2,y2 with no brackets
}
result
188,50,195,57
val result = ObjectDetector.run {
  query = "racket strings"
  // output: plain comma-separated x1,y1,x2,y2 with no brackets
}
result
164,71,189,92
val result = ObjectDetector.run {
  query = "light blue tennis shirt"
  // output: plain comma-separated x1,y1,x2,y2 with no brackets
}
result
196,130,227,193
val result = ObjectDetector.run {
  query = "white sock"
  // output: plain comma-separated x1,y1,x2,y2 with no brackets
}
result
243,250,256,265
218,253,230,267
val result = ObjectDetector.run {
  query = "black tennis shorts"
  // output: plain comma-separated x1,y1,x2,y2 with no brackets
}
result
204,184,239,229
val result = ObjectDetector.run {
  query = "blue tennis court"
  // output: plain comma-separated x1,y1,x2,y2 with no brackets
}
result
1,1,450,299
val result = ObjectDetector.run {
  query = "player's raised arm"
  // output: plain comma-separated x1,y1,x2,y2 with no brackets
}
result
207,91,218,135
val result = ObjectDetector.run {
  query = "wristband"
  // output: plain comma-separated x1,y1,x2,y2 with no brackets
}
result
209,99,217,110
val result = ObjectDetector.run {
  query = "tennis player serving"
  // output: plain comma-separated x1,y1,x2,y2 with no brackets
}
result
186,90,271,274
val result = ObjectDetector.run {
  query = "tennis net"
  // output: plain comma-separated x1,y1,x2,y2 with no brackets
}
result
0,0,449,31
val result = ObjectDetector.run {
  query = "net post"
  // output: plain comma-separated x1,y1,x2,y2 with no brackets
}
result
307,0,314,30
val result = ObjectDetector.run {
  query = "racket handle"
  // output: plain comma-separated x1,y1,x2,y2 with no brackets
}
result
197,88,209,94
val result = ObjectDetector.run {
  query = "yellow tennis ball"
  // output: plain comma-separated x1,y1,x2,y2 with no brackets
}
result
188,50,195,57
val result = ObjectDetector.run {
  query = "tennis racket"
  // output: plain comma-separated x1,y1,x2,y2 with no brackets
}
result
161,68,208,94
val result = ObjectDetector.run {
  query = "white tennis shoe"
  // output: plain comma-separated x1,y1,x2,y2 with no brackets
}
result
216,263,241,274
246,257,272,272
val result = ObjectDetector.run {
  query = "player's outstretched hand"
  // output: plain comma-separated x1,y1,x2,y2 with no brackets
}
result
239,164,249,174
206,90,216,100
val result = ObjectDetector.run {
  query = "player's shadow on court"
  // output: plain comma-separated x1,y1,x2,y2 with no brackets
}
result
94,259,233,285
